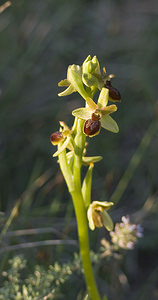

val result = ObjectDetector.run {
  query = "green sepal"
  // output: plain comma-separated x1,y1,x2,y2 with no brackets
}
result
67,64,89,101
82,156,102,165
102,210,114,231
72,107,92,120
58,84,75,97
101,115,119,133
97,87,109,108
58,79,70,87
82,73,101,89
82,163,94,209
91,55,101,75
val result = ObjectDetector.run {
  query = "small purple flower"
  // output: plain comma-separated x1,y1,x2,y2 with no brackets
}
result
110,216,143,250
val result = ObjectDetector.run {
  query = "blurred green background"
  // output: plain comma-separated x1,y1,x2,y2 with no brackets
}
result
0,0,158,299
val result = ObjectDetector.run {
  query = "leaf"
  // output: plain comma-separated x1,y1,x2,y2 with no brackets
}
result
72,107,92,120
101,115,119,133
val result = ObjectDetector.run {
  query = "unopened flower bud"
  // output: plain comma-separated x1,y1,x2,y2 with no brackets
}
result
50,132,64,145
84,119,101,137
82,55,100,75
105,80,121,101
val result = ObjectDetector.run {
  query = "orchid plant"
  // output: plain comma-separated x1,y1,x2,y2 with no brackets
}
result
50,55,122,300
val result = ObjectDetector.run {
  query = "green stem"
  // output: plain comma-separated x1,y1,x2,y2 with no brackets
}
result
71,190,100,300
72,118,101,300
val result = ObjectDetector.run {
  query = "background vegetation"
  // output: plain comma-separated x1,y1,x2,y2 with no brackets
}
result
0,0,158,299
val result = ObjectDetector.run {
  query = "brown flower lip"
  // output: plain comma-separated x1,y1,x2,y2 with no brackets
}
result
84,119,101,137
50,131,64,145
105,80,121,101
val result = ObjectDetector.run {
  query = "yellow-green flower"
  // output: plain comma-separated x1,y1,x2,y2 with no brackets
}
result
87,201,114,231
51,121,73,157
72,88,119,136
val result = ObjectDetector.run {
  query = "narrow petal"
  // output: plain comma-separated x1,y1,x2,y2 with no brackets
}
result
86,97,97,110
72,107,92,120
58,84,75,97
101,104,117,115
53,136,71,157
101,115,119,133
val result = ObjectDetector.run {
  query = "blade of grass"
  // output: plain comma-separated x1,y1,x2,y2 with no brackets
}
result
0,168,52,243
